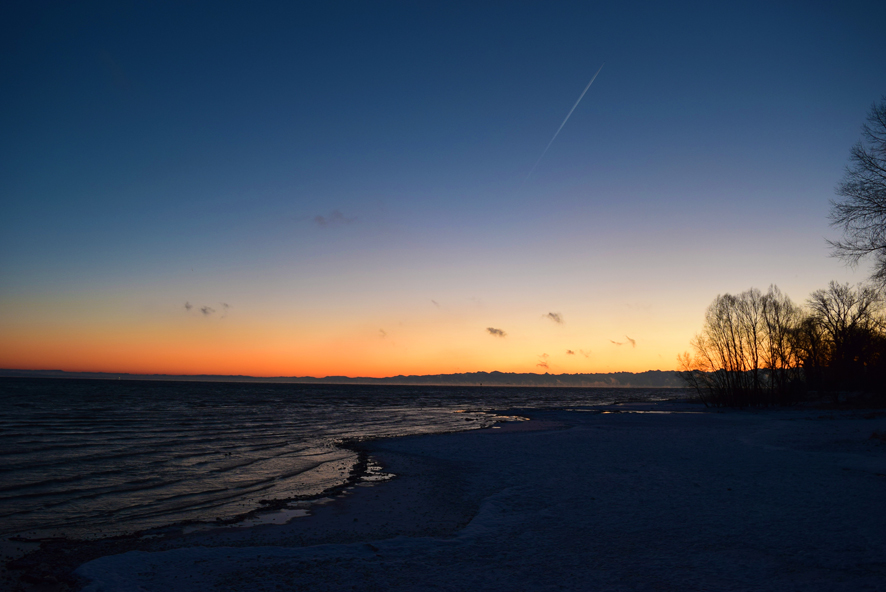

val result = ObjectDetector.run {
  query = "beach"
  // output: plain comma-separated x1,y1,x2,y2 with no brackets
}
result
55,401,886,591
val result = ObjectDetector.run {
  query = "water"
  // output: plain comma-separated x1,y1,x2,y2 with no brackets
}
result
0,377,684,541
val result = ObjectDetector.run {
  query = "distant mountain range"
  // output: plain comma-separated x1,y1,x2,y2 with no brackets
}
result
0,368,684,388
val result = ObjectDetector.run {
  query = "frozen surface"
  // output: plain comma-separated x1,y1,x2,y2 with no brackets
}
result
76,403,886,591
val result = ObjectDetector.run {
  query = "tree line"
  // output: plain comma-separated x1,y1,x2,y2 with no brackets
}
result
680,96,886,406
678,282,886,406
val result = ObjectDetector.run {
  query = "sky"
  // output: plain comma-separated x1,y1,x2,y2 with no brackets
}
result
1,1,885,377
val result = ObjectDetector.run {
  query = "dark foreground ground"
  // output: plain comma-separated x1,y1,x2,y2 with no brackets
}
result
7,401,886,591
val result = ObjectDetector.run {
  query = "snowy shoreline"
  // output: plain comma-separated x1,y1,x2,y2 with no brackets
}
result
20,401,886,590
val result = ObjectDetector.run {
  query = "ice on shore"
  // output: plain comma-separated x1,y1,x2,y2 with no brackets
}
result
77,404,886,591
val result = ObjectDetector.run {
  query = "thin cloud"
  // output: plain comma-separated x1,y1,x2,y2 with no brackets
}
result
626,335,636,348
580,349,591,358
545,312,564,324
431,299,440,308
610,336,636,348
486,327,506,338
314,209,355,227
379,329,387,338
566,349,575,355
184,301,193,311
201,306,215,316
537,353,550,369
220,303,231,318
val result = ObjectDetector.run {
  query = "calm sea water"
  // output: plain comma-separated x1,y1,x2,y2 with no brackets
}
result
0,378,683,540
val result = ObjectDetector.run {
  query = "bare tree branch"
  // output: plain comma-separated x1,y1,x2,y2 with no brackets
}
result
830,96,886,287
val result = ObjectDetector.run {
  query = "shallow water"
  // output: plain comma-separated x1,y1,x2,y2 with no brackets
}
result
0,377,684,540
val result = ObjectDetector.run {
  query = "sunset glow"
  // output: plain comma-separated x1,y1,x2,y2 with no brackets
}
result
1,2,882,378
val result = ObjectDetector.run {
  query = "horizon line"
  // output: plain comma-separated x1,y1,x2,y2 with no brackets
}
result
0,367,681,383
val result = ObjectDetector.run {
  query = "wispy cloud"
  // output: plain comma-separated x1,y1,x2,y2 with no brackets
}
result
431,300,440,308
610,336,636,348
580,349,591,358
379,329,387,338
545,312,563,324
537,353,550,369
186,301,231,318
314,209,355,227
486,327,506,338
566,349,575,355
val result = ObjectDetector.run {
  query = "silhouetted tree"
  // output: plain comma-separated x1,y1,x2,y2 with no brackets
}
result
679,286,802,407
760,286,803,401
830,97,886,287
789,314,828,392
806,281,885,395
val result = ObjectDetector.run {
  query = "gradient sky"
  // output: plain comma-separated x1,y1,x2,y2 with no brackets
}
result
2,1,884,377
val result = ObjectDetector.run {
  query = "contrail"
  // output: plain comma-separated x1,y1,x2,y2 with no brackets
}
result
526,63,604,180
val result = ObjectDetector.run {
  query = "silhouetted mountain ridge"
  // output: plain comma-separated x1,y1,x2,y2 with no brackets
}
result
0,369,682,387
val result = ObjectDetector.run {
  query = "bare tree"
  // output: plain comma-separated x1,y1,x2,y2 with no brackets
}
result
681,282,886,405
790,314,828,391
679,286,801,406
806,281,884,394
830,97,886,286
760,285,802,399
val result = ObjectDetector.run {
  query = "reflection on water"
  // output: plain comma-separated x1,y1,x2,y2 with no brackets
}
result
0,378,684,540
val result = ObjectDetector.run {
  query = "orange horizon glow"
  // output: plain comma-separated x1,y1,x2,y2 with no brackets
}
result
0,324,680,378
0,287,692,378
0,347,678,378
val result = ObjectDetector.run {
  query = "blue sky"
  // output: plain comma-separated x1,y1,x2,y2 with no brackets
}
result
1,1,884,375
